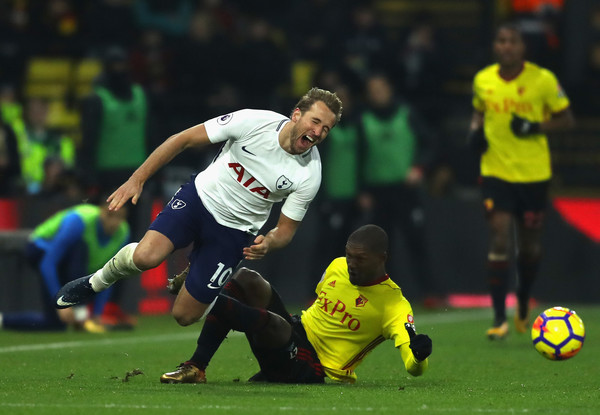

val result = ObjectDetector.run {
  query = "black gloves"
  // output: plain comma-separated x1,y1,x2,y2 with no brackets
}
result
466,127,488,156
405,323,432,362
510,114,541,137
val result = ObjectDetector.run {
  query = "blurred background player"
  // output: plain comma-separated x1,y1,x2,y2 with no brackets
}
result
79,46,150,240
468,22,574,340
311,84,360,280
0,199,129,332
0,114,21,196
11,97,75,196
160,224,432,384
357,72,443,307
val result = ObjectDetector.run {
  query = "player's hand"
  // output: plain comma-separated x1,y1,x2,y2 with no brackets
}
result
466,127,488,156
243,235,270,260
405,323,432,361
107,177,144,211
510,114,541,137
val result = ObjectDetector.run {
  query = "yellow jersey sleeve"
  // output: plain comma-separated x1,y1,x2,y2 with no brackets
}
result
399,343,429,376
472,67,492,113
539,68,570,115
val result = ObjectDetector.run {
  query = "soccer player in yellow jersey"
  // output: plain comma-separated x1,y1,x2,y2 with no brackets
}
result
467,23,574,340
160,224,431,384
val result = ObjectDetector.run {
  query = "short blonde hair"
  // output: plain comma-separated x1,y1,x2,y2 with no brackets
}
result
292,87,343,125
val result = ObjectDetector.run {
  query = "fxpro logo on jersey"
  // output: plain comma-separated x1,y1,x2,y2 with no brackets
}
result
484,98,533,114
228,162,271,199
316,290,361,331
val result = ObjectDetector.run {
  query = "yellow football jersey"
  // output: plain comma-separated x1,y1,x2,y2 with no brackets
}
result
472,61,570,182
301,257,426,383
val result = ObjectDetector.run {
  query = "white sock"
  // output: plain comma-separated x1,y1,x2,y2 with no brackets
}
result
0,312,3,328
73,306,89,323
90,243,142,292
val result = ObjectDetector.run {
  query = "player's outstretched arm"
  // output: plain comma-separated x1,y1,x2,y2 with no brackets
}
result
243,213,300,260
399,323,432,376
108,124,212,211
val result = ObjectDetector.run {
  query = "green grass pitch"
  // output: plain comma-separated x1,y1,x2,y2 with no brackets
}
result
1,305,599,414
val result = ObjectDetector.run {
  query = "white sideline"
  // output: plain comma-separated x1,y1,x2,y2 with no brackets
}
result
0,331,200,354
0,309,491,354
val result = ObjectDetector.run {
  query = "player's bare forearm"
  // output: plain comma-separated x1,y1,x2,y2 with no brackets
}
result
243,214,300,260
108,124,211,211
540,108,575,133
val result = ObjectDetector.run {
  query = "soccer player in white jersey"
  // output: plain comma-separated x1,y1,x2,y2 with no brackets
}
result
55,88,341,358
159,224,431,384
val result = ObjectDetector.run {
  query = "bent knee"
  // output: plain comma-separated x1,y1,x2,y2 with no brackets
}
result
171,309,201,327
132,244,165,270
232,268,271,306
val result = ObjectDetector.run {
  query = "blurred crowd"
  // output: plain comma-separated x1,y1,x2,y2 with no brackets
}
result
0,0,462,223
0,0,592,304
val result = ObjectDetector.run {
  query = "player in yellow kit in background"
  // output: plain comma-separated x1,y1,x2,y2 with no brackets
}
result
467,22,574,340
160,224,431,384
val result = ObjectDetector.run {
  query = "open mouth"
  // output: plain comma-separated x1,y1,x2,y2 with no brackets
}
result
302,135,315,144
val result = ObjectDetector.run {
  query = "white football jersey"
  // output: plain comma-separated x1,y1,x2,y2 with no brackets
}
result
196,109,322,234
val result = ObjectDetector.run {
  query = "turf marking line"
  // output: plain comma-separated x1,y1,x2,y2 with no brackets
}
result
0,309,490,355
0,331,199,354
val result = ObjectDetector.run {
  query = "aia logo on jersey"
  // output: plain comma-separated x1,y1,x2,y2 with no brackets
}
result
276,175,293,190
217,113,233,125
328,280,336,288
407,314,414,324
355,294,368,307
228,163,270,199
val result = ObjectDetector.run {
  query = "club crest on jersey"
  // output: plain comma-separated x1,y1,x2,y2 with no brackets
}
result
170,199,186,210
217,113,233,125
276,175,293,190
328,280,336,287
355,294,368,307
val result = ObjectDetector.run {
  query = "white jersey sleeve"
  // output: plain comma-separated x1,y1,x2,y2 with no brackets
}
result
204,110,260,144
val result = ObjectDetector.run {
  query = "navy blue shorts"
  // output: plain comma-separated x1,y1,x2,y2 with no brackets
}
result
149,179,253,304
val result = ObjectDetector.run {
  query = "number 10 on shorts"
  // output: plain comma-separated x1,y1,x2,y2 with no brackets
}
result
207,262,233,290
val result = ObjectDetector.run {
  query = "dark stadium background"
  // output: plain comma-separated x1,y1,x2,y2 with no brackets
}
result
1,0,599,314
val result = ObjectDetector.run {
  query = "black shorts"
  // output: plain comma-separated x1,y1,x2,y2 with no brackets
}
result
481,177,549,228
251,315,324,384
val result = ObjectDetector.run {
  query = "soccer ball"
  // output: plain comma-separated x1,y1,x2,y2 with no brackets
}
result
531,306,585,361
